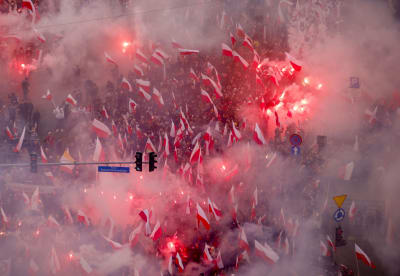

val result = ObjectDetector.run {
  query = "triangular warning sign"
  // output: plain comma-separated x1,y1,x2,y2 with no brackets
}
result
333,194,347,208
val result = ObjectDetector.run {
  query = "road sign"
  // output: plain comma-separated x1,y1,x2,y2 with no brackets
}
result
350,77,359,88
333,208,346,222
333,194,347,208
291,145,301,155
98,166,130,173
290,134,302,146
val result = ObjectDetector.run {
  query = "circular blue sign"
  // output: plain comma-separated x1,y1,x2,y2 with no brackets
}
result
333,208,346,222
290,134,302,146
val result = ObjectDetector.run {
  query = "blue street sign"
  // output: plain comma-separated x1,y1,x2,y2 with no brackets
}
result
350,77,360,88
333,208,346,222
98,166,130,173
291,145,301,156
290,134,303,146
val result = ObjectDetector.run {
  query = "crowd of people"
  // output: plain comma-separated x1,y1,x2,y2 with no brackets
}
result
0,0,399,275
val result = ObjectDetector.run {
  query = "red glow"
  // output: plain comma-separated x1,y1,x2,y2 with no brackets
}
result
129,195,133,200
275,102,283,111
21,63,25,69
139,175,143,180
167,242,175,251
68,252,74,260
180,191,184,195
113,195,117,200
301,99,308,105
266,109,272,116
303,77,310,85
317,83,323,89
221,165,226,171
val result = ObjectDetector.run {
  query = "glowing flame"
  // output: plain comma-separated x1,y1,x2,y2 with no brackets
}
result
113,195,117,200
266,109,272,116
303,77,310,85
275,102,283,111
168,242,175,251
100,191,104,195
281,67,287,72
69,252,74,260
301,99,308,105
35,230,40,236
180,191,184,195
139,175,143,180
84,188,87,193
293,105,299,111
317,83,323,89
21,63,25,68
129,195,133,200
18,221,22,227
174,200,177,204
279,91,286,101
221,165,226,171
122,41,130,48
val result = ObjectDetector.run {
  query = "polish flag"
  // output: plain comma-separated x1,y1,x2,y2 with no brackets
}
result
151,52,164,66
355,243,376,268
340,161,354,181
129,98,137,113
254,123,266,145
236,23,245,38
243,35,254,51
349,201,356,220
66,94,77,105
170,121,176,137
136,125,143,140
41,89,52,100
92,119,111,138
232,51,249,69
178,48,199,55
171,38,182,49
285,52,302,71
197,203,210,230
103,236,123,249
150,220,162,241
50,247,61,275
174,128,183,147
1,207,8,224
48,215,60,228
201,89,214,104
201,74,223,99
163,133,170,156
190,141,201,164
154,49,169,60
129,223,142,248
203,243,213,263
136,79,151,92
14,126,26,152
327,235,336,252
22,0,35,12
77,210,90,226
79,256,93,274
138,87,152,101
235,251,250,270
134,64,144,77
152,88,165,106
208,198,222,221
232,122,242,139
254,240,279,264
176,252,184,272
101,105,109,119
190,68,199,82
180,109,193,133
144,138,156,153
34,28,45,43
111,120,117,137
136,49,148,63
230,32,236,46
40,146,48,163
168,255,174,275
222,43,233,57
104,52,117,65
215,251,224,269
320,241,330,256
121,77,133,92
5,126,14,140
239,227,250,251
29,259,39,273
93,137,105,162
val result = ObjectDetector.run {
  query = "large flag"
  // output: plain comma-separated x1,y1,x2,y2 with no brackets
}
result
136,79,151,92
150,220,162,241
232,51,249,69
104,52,117,65
254,240,279,264
14,126,26,152
60,148,74,173
66,94,77,105
92,119,111,138
285,52,302,71
178,48,199,55
355,243,376,268
190,141,201,164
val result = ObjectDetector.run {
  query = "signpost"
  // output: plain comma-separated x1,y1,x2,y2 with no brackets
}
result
98,166,130,173
333,194,347,208
291,145,301,156
290,134,302,146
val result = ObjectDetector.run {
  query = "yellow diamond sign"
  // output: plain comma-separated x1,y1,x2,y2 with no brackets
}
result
333,194,347,208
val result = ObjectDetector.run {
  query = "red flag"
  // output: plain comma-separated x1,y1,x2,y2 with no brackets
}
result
41,89,52,101
320,240,330,256
121,77,133,92
134,64,144,76
152,88,165,106
136,79,151,92
201,74,223,98
104,52,117,65
197,203,210,230
178,48,199,55
101,105,109,119
66,94,77,105
243,35,254,51
189,68,199,82
150,220,162,241
136,125,143,140
201,89,214,104
40,146,48,163
163,133,170,156
154,49,169,60
92,119,111,138
254,240,279,264
232,51,249,69
14,126,26,152
253,123,266,145
5,126,14,140
111,120,117,137
355,243,376,268
327,235,336,252
203,243,213,263
208,198,222,221
215,251,224,269
151,52,164,66
129,98,137,113
231,122,242,139
190,141,201,164
176,252,184,272
285,52,302,71
136,49,148,63
222,43,233,57
22,0,35,12
239,227,250,251
171,38,182,49
274,111,281,127
253,52,261,69
230,32,236,46
349,201,356,219
138,209,151,236
93,137,105,162
138,87,152,101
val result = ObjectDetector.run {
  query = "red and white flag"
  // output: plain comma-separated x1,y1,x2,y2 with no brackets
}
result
29,258,39,273
66,94,77,105
93,137,105,162
14,126,26,153
355,243,376,268
171,38,182,49
201,89,214,104
152,88,165,106
48,215,60,228
232,122,242,139
128,223,142,248
121,77,133,92
154,49,169,60
201,74,223,98
222,43,233,57
1,207,8,224
136,79,151,92
203,243,213,263
111,120,117,137
77,210,90,226
104,52,117,65
62,206,73,224
189,68,199,82
365,107,377,124
320,240,330,256
349,201,356,220
176,252,184,272
22,0,35,12
327,235,336,252
254,240,279,264
232,51,249,69
92,119,111,138
230,32,236,46
239,227,250,251
215,251,224,269
197,203,210,230
254,123,266,145
163,133,170,156
151,52,164,66
103,236,123,250
236,23,245,38
253,52,261,69
5,126,14,140
243,35,254,51
178,48,199,55
150,220,162,241
138,87,152,101
49,247,61,275
129,98,137,113
190,141,201,164
208,198,222,221
144,138,156,153
170,121,176,137
41,89,52,101
101,105,109,119
40,146,48,163
136,49,148,63
285,52,302,71
134,64,144,76
79,256,93,274
235,251,250,270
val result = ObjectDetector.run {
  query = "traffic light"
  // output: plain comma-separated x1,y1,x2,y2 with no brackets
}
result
335,226,346,247
30,152,38,173
135,152,143,171
149,152,157,172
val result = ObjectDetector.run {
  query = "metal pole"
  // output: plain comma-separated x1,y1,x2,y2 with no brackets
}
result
354,240,361,276
0,161,149,168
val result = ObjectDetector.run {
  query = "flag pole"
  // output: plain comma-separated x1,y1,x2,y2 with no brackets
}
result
354,240,361,276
